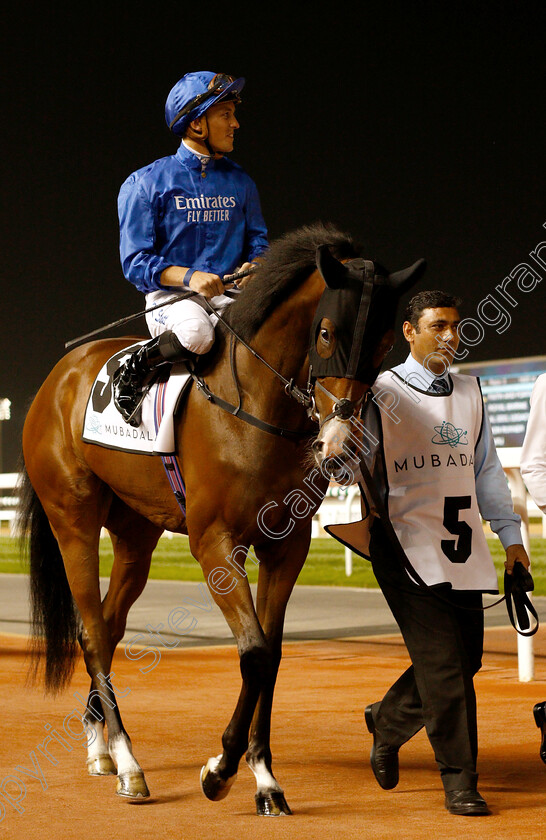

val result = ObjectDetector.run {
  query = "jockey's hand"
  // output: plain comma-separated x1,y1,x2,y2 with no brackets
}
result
504,543,530,574
189,271,225,298
228,261,258,289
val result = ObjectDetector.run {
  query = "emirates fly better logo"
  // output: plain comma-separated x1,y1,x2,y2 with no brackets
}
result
174,193,237,223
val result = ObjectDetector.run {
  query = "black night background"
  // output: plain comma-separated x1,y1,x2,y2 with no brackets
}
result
1,1,545,470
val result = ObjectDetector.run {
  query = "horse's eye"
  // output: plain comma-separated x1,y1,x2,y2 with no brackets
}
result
317,318,336,359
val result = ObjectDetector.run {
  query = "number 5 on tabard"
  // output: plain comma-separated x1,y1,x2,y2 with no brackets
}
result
441,495,472,563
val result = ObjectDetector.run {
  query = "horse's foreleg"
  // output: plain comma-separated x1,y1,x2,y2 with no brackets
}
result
200,631,273,802
245,637,287,816
196,538,273,804
245,527,311,816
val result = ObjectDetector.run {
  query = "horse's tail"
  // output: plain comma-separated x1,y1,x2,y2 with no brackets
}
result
18,463,80,694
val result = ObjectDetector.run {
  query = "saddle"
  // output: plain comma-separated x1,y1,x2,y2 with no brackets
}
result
83,342,192,456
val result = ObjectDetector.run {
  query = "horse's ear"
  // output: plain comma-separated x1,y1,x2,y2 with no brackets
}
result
388,258,427,295
316,244,348,289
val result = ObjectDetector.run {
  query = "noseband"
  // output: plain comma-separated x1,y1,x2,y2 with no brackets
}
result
312,379,365,425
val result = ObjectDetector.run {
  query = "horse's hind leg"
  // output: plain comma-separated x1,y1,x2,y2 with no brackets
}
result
82,502,162,793
50,499,150,799
245,527,312,815
75,590,150,798
84,691,116,776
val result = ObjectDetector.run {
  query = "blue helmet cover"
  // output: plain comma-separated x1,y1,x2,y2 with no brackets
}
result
165,71,245,136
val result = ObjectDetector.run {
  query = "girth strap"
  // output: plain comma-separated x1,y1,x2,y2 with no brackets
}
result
161,454,187,515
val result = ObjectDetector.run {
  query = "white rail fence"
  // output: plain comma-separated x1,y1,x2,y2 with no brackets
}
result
2,472,545,543
0,474,360,540
0,473,19,534
2,471,543,681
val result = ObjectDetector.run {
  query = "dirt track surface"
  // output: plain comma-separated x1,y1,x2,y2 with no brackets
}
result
1,629,545,840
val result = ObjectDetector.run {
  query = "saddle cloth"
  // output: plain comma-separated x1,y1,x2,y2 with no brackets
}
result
82,342,192,456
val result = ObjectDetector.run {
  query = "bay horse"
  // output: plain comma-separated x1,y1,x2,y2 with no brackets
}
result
19,222,424,815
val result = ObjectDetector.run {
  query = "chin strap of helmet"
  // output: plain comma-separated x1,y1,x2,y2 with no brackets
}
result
202,115,218,157
190,113,222,159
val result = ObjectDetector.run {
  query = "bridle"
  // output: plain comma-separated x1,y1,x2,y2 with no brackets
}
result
312,382,366,425
190,256,378,437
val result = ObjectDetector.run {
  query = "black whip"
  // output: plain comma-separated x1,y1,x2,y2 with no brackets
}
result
64,266,256,349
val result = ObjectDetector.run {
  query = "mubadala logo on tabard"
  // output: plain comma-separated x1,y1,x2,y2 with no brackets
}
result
86,414,103,435
431,420,468,448
394,450,474,472
104,424,155,441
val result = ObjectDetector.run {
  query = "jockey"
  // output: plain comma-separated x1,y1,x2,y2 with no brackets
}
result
114,70,268,425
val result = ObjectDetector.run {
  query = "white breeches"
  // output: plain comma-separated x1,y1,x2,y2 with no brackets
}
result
145,290,234,355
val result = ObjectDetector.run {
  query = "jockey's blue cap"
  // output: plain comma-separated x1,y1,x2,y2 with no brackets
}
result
165,71,245,137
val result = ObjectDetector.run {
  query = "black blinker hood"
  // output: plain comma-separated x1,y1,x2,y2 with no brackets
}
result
309,247,376,380
309,245,427,382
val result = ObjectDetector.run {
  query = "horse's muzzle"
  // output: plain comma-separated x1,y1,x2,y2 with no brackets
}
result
312,426,361,485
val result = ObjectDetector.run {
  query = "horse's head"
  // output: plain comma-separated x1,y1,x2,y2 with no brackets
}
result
310,245,426,479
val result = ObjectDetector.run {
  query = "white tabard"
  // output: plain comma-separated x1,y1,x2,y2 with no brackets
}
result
375,370,497,591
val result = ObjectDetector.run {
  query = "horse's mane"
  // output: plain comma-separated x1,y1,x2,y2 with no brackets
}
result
222,222,362,343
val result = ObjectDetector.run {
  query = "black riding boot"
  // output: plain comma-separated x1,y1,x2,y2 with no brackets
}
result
113,331,193,427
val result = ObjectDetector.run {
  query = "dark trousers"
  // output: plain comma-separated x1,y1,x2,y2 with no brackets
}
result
370,525,484,792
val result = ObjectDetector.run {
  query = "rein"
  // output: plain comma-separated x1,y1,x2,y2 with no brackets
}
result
190,297,318,441
185,262,373,440
187,273,373,439
190,371,315,441
193,293,367,438
199,295,314,409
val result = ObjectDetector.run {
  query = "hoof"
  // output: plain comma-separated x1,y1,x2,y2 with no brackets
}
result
200,755,237,801
255,791,292,816
87,755,117,776
116,771,150,799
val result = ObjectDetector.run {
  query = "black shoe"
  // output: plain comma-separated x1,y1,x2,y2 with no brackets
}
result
365,704,399,790
444,789,490,816
533,701,546,764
